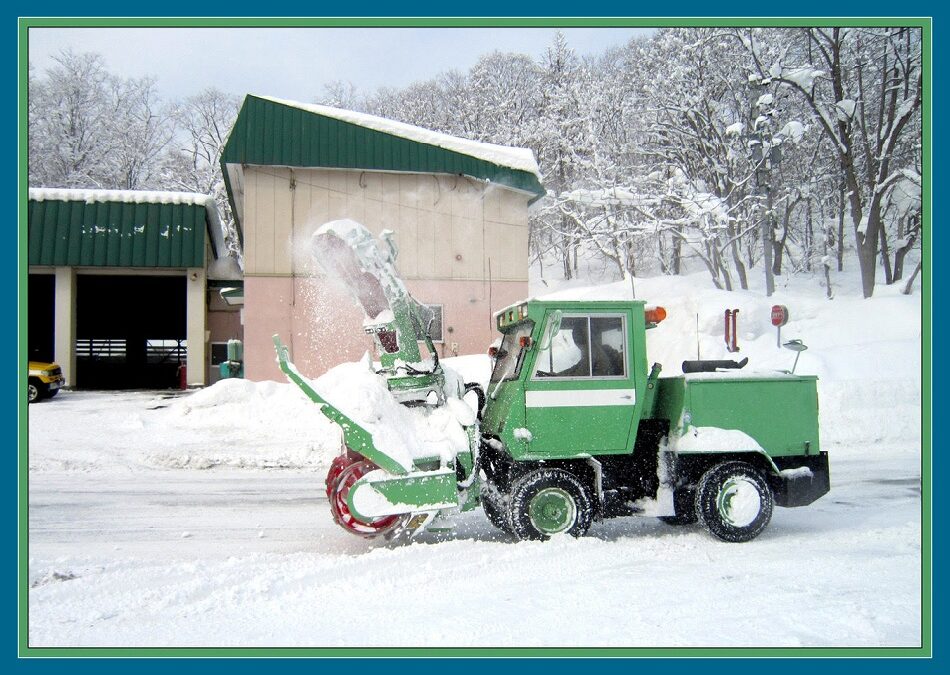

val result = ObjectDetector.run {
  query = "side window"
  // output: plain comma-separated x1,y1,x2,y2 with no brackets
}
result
533,314,627,379
590,317,626,377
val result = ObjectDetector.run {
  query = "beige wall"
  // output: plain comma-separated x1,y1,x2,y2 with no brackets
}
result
240,166,532,381
242,167,529,282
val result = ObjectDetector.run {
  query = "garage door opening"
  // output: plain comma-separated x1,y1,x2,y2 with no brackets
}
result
76,275,186,389
29,274,55,363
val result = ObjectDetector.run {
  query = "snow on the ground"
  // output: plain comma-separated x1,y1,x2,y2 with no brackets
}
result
27,267,923,648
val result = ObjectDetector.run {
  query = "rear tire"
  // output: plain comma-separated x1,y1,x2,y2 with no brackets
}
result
508,468,593,541
695,461,773,542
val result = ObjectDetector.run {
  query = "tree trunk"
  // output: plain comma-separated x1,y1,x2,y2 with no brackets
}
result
901,261,921,295
837,184,846,272
880,225,893,285
855,192,884,298
805,199,813,272
672,227,682,275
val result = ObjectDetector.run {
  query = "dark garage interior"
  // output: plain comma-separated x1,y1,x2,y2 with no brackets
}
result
76,275,187,389
28,274,55,363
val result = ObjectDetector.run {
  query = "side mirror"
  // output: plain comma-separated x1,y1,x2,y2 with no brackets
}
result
539,310,563,351
782,339,808,374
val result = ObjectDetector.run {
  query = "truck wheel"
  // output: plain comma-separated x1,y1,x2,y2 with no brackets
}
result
28,380,44,404
695,461,773,542
480,485,513,534
508,469,593,541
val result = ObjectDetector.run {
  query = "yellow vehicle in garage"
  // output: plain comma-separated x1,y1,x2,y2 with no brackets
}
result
28,361,64,403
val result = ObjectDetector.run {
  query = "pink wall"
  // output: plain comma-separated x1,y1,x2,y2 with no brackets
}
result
244,275,527,382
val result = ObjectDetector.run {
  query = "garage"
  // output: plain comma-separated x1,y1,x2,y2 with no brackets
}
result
28,188,243,389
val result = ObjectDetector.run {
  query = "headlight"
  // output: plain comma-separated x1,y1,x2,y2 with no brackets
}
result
40,370,53,376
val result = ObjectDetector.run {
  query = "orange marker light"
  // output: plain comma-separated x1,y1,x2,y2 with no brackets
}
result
519,336,532,348
488,346,499,357
645,306,667,324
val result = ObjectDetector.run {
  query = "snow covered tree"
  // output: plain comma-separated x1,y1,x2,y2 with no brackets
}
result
528,32,591,280
740,27,922,298
29,50,173,191
103,75,173,189
160,87,242,265
29,50,116,188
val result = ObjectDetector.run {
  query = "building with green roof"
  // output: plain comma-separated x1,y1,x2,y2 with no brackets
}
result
220,94,543,380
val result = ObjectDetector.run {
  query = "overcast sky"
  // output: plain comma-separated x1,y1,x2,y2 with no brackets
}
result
28,27,654,103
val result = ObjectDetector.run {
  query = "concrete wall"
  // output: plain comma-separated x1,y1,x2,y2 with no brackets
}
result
241,167,531,381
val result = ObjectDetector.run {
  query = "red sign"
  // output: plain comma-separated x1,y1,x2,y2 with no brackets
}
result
771,305,789,327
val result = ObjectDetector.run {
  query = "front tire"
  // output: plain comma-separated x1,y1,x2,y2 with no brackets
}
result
508,468,593,541
695,461,773,542
28,380,44,404
480,483,513,533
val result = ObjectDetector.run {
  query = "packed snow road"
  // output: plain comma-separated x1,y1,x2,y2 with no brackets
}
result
28,424,920,647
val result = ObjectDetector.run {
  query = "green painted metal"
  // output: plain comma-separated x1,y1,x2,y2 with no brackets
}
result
495,301,650,461
679,376,821,457
272,335,408,476
28,196,209,268
347,470,458,521
528,487,576,534
220,94,546,242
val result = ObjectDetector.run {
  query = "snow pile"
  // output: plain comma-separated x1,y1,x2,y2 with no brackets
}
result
28,352,490,475
305,360,474,468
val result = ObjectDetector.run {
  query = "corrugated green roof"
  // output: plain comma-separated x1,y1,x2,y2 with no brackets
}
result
221,95,546,243
28,189,216,269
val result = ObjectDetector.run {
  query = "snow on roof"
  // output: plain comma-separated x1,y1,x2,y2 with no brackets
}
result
255,95,541,178
28,187,215,208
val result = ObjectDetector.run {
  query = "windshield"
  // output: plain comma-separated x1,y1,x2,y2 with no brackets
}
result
489,322,534,385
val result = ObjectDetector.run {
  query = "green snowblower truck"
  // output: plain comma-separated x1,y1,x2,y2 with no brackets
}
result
277,221,829,543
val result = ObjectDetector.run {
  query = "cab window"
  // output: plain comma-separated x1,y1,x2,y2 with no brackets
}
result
534,314,626,379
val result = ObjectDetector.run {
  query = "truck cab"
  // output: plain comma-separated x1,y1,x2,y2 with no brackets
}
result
483,300,651,461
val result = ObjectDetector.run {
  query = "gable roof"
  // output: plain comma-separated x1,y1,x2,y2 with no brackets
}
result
220,95,546,243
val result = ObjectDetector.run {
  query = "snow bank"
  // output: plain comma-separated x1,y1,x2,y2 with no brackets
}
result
28,354,492,476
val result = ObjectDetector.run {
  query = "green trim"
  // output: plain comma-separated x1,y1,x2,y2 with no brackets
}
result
18,15,931,659
17,646,932,657
21,17,934,28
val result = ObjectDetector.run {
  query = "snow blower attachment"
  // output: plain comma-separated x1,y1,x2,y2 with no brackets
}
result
276,219,827,543
274,220,482,540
